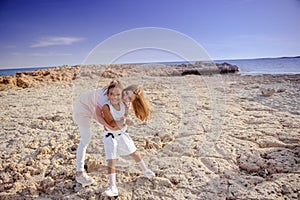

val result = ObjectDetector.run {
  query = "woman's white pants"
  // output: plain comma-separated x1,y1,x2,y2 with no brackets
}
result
76,126,92,172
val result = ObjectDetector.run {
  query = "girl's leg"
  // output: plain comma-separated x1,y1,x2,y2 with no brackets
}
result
107,159,117,174
130,150,142,163
130,151,155,178
102,159,118,196
107,159,117,187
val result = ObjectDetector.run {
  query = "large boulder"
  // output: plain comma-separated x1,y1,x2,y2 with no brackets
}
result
0,76,16,91
216,62,239,73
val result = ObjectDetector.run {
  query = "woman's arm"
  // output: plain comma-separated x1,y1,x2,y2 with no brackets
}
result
122,102,134,125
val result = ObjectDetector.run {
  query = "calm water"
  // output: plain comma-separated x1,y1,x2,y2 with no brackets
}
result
1,57,299,76
0,66,56,76
216,57,300,75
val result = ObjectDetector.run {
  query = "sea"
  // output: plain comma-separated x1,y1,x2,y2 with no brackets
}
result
0,57,299,76
0,66,57,76
215,56,300,75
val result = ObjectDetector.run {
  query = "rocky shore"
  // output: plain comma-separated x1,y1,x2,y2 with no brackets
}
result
0,66,79,91
0,62,238,91
0,64,299,199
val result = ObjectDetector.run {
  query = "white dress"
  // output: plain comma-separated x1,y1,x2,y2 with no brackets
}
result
103,101,137,160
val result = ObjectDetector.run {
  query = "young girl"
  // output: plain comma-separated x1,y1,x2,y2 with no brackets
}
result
101,81,155,197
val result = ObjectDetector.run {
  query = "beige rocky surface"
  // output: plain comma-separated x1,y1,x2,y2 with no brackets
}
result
0,65,299,199
0,66,79,91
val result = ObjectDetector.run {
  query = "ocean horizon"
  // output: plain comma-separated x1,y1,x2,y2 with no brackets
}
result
216,56,300,75
0,56,299,76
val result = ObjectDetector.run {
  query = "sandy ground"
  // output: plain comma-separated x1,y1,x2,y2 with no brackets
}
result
0,65,299,200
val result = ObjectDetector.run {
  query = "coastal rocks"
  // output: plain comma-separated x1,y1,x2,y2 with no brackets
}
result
16,73,37,88
237,146,299,178
86,159,105,173
181,62,239,75
181,69,201,76
0,63,240,91
0,66,79,91
216,62,239,74
0,76,16,91
260,88,276,96
101,69,123,78
259,87,288,97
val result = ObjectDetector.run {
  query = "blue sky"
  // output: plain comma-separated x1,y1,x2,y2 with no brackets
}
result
0,0,300,69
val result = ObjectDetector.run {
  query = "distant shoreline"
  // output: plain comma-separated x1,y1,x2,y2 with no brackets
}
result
1,55,299,70
0,66,57,76
1,62,300,92
0,56,300,76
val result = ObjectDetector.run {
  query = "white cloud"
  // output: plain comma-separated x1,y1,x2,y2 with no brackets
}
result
11,52,72,56
30,36,85,48
31,52,73,56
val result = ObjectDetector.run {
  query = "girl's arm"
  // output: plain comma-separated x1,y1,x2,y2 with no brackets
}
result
96,106,118,130
102,105,124,130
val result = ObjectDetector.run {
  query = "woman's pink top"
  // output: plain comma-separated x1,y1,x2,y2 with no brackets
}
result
73,88,108,126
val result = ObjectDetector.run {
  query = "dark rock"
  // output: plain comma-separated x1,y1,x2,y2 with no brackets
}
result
216,62,239,74
182,69,201,76
181,61,239,76
260,88,275,96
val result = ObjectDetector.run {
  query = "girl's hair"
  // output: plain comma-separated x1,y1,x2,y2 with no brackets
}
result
106,80,123,94
124,85,151,121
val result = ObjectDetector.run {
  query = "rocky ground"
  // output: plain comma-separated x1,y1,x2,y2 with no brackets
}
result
0,64,299,199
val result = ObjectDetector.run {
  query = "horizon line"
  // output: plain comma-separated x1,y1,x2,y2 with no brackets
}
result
0,55,299,70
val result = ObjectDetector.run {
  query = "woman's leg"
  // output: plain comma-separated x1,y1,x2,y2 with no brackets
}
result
76,126,92,173
75,126,95,186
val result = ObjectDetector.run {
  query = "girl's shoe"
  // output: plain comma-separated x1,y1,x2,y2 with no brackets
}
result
144,169,155,179
102,186,118,197
75,172,95,187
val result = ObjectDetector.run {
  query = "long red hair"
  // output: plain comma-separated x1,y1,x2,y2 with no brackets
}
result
123,85,151,121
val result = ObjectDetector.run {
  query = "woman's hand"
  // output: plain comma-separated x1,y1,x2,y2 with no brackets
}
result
115,120,126,130
109,125,123,131
125,119,134,126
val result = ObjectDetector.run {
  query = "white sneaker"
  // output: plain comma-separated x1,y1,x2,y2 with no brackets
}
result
75,172,95,187
102,186,118,197
144,169,155,179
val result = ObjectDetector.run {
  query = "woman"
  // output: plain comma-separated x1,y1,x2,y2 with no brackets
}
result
73,80,151,186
